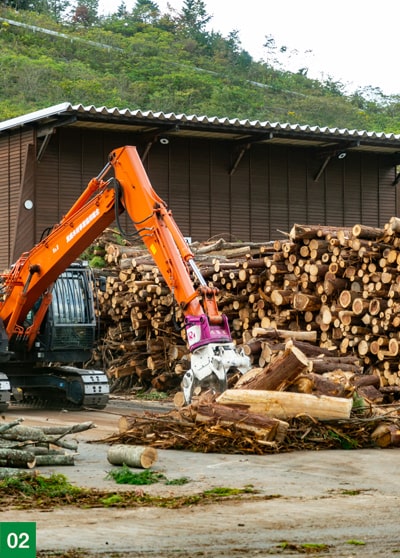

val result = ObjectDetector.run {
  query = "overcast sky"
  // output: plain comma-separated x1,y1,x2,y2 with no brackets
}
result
98,0,400,96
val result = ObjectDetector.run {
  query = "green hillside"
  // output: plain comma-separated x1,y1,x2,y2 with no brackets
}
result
1,0,400,132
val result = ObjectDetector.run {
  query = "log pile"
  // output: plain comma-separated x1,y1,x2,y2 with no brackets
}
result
104,392,400,454
104,346,400,454
0,418,95,477
89,218,400,406
89,219,400,454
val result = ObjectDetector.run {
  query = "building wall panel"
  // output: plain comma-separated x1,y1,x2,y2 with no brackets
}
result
249,145,270,241
325,159,345,226
269,147,290,238
230,150,250,241
343,156,362,226
1,125,398,269
189,139,211,241
288,148,308,229
210,143,231,239
0,130,34,267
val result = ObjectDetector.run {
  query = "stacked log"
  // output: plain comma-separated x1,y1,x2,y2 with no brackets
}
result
0,418,95,476
87,219,400,402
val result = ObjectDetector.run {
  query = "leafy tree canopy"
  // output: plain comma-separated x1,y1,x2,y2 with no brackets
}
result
0,0,399,133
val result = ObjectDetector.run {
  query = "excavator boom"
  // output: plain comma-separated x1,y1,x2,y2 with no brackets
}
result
0,146,250,408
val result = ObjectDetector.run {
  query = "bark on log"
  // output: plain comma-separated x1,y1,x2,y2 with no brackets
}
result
216,389,353,420
251,327,317,343
107,444,158,468
291,372,348,397
195,402,289,442
0,418,24,433
1,422,94,441
0,468,37,479
236,341,310,391
35,454,75,466
0,448,36,468
371,423,400,447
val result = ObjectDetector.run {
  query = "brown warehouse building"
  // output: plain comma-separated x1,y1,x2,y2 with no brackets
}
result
0,101,400,270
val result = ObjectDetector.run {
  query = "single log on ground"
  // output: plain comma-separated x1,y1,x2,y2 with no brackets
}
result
39,422,96,435
310,358,360,375
0,425,46,442
371,423,400,447
0,422,92,442
0,448,36,468
35,454,76,466
195,402,289,443
216,389,353,421
352,224,385,240
107,444,158,469
356,384,384,404
45,437,79,451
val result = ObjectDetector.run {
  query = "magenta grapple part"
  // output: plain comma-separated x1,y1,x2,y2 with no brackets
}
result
184,314,232,351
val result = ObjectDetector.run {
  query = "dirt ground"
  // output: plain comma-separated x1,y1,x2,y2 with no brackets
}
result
2,398,400,557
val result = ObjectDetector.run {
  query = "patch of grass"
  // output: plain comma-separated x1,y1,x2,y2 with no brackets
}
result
106,466,166,485
0,472,259,510
340,489,363,496
326,429,359,449
135,389,170,401
100,494,124,507
278,541,330,553
89,255,106,268
165,477,191,486
203,485,255,497
1,472,82,499
346,539,366,545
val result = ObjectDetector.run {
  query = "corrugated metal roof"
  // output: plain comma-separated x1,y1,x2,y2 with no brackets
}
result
1,102,400,153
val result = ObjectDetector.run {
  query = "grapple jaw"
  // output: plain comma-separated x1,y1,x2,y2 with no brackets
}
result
181,342,251,405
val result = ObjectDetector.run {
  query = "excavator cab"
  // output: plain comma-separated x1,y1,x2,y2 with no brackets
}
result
37,263,97,364
1,263,109,409
13,262,97,364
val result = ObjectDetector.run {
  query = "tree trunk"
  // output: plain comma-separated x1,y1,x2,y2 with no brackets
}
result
0,448,36,468
195,402,289,443
35,454,75,466
107,444,158,469
236,341,310,391
216,389,353,421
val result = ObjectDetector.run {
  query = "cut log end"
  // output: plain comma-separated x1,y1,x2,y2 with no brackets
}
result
107,444,158,469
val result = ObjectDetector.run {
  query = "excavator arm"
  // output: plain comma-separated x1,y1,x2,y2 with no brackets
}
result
0,146,250,404
109,146,250,402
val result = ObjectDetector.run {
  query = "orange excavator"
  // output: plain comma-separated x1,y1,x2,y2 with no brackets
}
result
0,146,250,410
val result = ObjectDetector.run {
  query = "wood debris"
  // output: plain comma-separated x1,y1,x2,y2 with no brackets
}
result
88,219,400,452
0,418,95,475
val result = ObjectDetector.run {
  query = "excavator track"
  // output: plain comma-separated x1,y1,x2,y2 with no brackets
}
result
0,367,110,411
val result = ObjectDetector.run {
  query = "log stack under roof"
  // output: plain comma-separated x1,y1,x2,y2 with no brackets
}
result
87,217,400,402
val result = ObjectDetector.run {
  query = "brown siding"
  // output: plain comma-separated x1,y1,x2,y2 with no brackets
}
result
0,139,10,267
250,144,270,241
269,146,290,238
325,158,344,225
12,143,36,262
36,136,60,242
210,143,230,239
377,158,396,228
189,140,211,240
288,148,308,229
0,130,35,267
1,125,397,269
